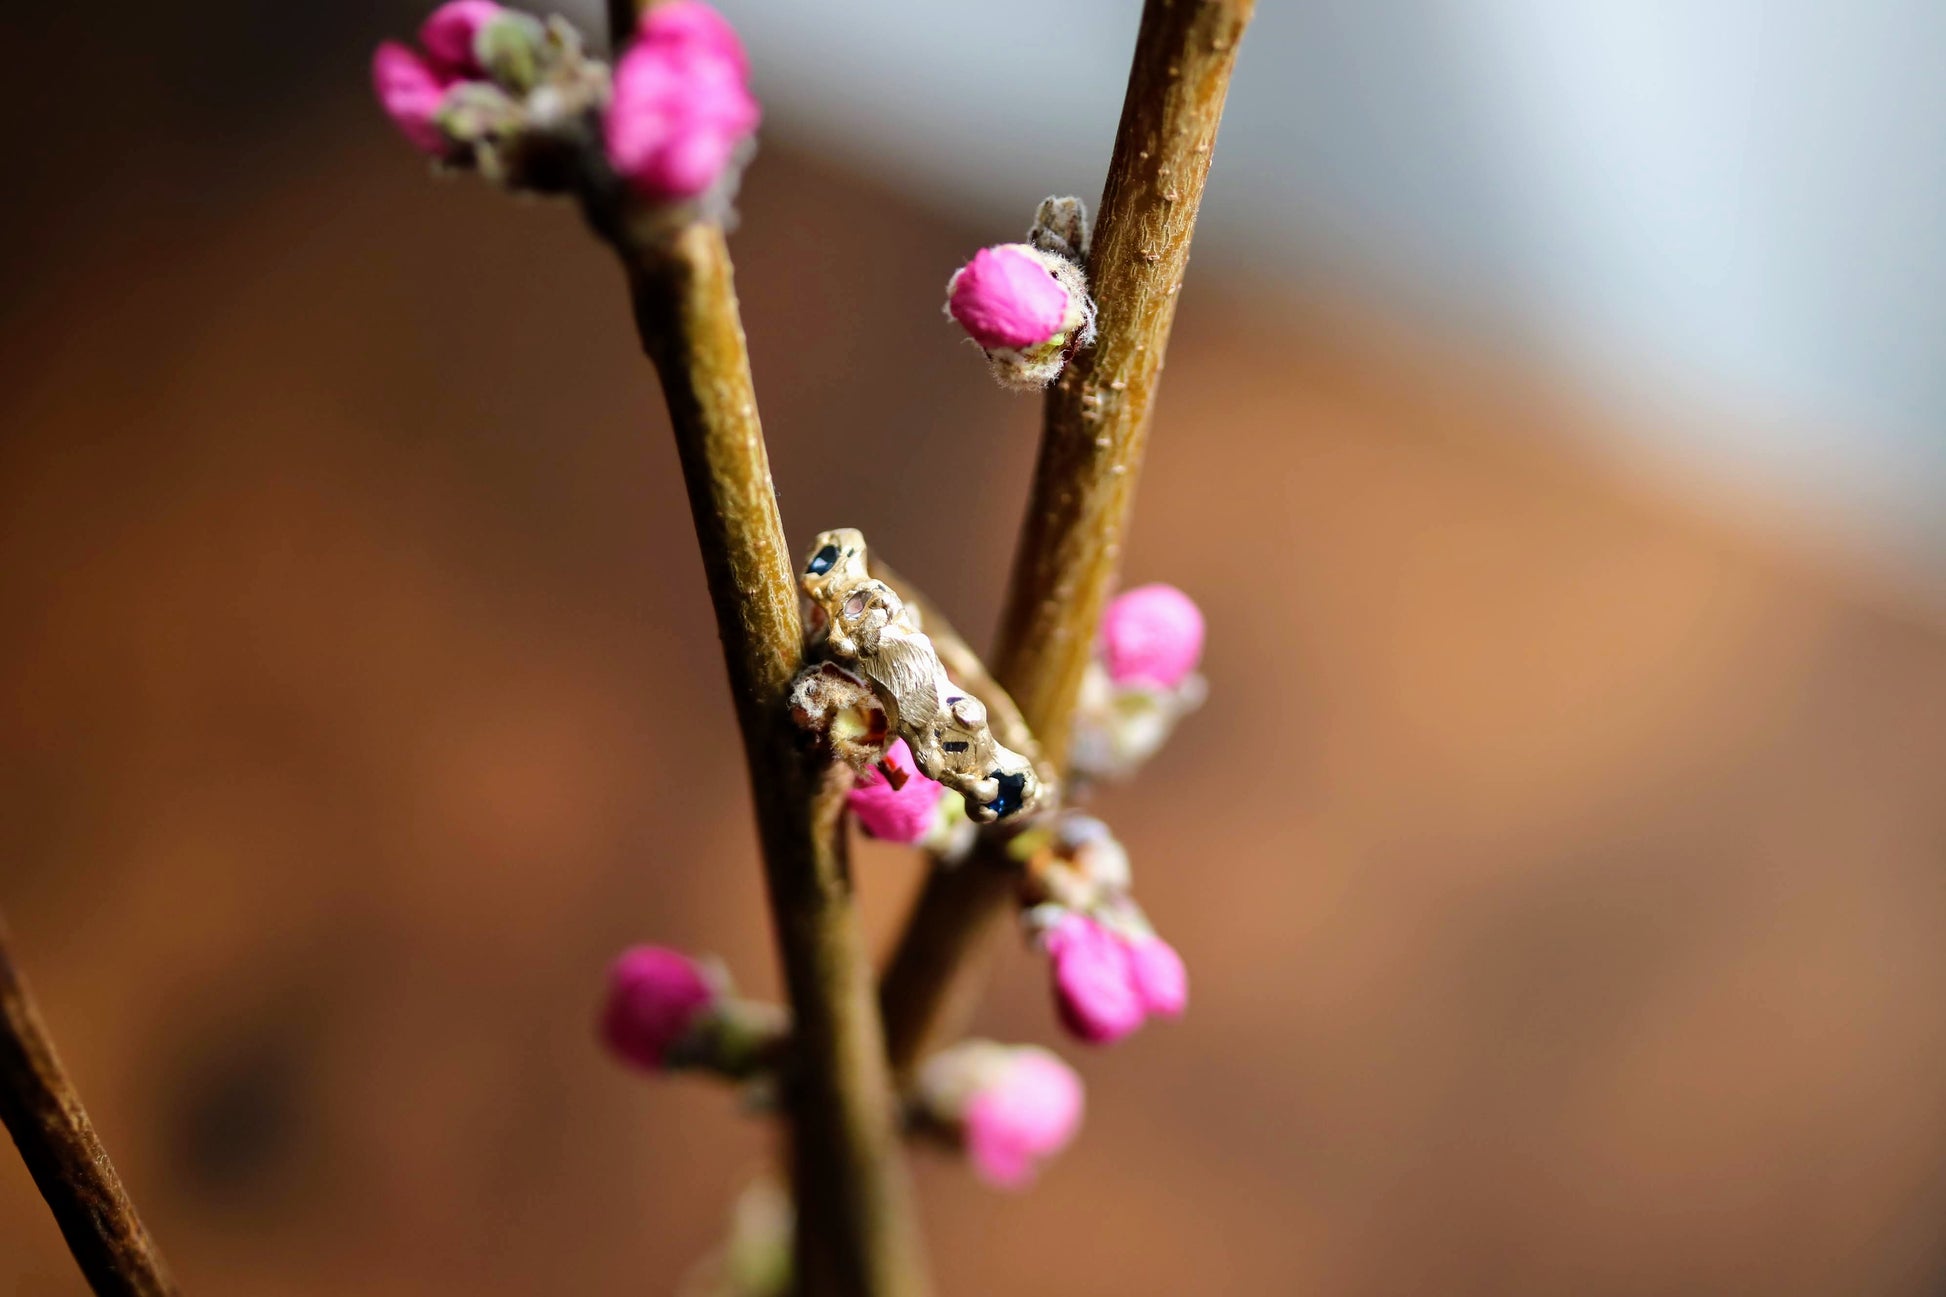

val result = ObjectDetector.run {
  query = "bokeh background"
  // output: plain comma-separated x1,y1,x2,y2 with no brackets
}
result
6,1,1946,1293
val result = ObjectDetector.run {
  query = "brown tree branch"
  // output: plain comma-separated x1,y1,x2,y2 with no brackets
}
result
613,133,928,1297
597,6,927,1288
0,910,178,1297
877,839,1017,1084
878,0,1255,1074
999,0,1254,758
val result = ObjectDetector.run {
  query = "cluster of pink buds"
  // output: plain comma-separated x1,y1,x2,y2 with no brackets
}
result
366,0,1241,1247
1015,813,1187,1044
374,0,602,188
372,1,759,226
844,739,971,855
601,944,784,1080
911,1040,1084,1189
945,196,1099,390
1040,908,1187,1043
1069,583,1208,783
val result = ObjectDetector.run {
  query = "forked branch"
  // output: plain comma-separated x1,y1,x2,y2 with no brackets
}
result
879,0,1255,1073
610,9,927,1285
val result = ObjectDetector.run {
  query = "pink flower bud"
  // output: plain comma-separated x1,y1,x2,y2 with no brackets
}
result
372,41,459,157
419,0,502,76
963,1049,1085,1189
604,0,762,200
634,0,750,77
947,245,1071,350
846,739,946,844
1045,913,1146,1044
1125,933,1188,1017
601,945,718,1070
1099,583,1205,690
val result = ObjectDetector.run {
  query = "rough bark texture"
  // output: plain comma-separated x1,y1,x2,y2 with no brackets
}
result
879,0,1255,1075
0,913,178,1297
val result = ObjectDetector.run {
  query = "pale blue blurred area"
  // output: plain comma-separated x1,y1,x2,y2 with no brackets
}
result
579,0,1946,592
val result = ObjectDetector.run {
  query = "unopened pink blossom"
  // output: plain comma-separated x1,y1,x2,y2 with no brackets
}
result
1099,583,1205,690
1045,912,1146,1044
1125,933,1188,1017
604,0,762,200
847,739,945,844
372,41,458,156
947,245,1071,350
419,0,502,75
633,0,751,77
963,1049,1085,1189
601,944,718,1069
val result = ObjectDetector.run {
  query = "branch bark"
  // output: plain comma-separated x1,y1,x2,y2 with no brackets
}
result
879,0,1254,1074
0,910,178,1297
598,6,927,1288
618,190,929,1297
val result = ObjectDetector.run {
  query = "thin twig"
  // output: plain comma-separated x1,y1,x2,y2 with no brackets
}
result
1000,0,1254,756
0,910,178,1297
878,0,1255,1074
877,838,1017,1084
609,54,928,1297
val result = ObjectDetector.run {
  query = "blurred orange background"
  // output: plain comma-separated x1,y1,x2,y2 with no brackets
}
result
5,3,1946,1294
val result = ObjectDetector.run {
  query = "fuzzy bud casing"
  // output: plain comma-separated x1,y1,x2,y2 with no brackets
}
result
473,9,551,94
1069,584,1207,781
945,241,1097,390
947,245,1071,350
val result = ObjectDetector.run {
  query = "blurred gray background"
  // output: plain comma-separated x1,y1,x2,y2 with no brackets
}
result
684,0,1946,593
